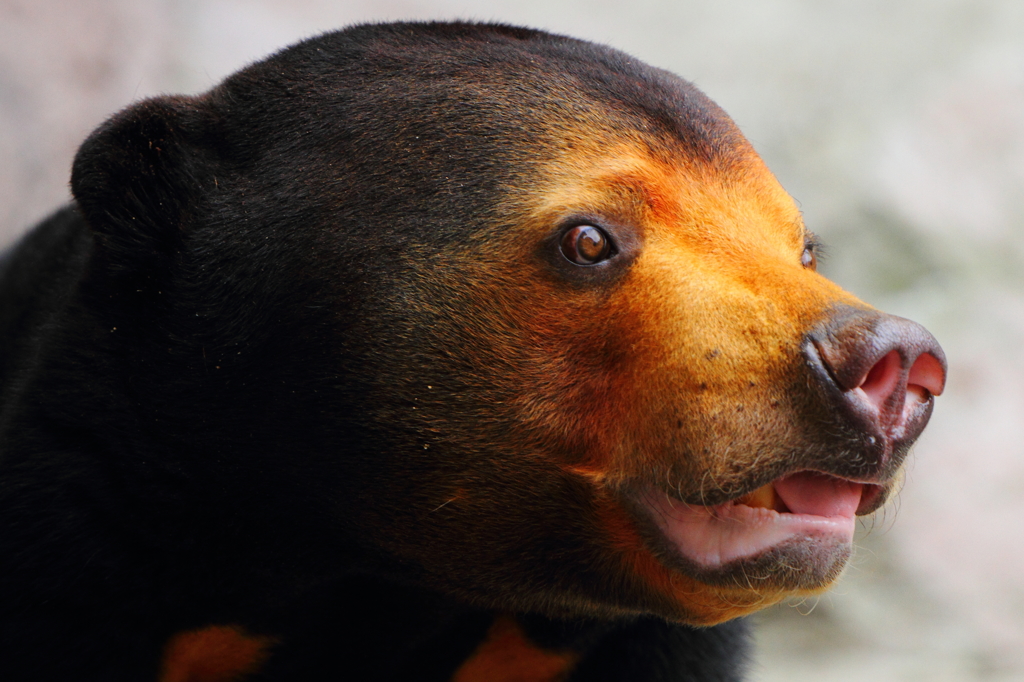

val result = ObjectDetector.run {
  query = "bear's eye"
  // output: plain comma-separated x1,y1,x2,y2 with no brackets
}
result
560,225,613,265
800,245,817,270
801,235,822,271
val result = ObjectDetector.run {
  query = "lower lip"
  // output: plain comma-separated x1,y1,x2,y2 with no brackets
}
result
643,488,859,569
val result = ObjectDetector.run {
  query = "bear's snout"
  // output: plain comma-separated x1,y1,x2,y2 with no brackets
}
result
804,306,946,482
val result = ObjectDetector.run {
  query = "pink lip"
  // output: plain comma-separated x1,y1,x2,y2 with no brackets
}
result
644,472,866,568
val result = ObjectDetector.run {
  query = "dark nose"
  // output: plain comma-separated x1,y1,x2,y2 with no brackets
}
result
805,306,946,469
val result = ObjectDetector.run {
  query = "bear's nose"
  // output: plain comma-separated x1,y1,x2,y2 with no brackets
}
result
805,306,946,466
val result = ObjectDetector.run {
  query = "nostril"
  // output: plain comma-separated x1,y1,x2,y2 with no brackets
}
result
907,352,946,398
804,307,946,476
856,350,902,411
810,310,947,434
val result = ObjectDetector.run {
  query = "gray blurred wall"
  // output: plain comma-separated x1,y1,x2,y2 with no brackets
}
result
3,1,1024,679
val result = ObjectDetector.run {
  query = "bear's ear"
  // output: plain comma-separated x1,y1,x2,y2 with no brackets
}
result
70,95,223,270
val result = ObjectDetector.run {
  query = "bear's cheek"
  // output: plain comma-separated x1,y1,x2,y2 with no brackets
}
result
482,241,872,619
504,240,860,492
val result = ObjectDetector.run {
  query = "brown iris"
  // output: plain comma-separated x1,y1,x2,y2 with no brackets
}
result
560,225,612,265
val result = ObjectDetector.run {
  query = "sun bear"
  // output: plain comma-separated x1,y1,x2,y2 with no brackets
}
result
0,21,945,681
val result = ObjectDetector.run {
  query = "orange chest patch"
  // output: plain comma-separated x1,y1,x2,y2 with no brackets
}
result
159,625,275,682
450,615,578,682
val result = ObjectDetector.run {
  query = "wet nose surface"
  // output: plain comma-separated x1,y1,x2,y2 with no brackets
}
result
804,306,947,475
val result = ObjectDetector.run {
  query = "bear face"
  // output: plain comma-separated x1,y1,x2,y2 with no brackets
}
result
316,113,946,623
2,23,944,670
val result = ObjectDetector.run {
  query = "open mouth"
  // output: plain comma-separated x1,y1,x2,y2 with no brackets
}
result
644,471,884,569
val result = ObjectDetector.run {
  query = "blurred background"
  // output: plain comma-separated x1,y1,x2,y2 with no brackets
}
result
2,1,1022,679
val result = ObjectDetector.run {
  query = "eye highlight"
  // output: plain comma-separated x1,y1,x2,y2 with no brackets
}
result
560,225,614,265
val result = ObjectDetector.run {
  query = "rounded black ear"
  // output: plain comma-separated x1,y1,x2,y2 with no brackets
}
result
70,95,222,272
